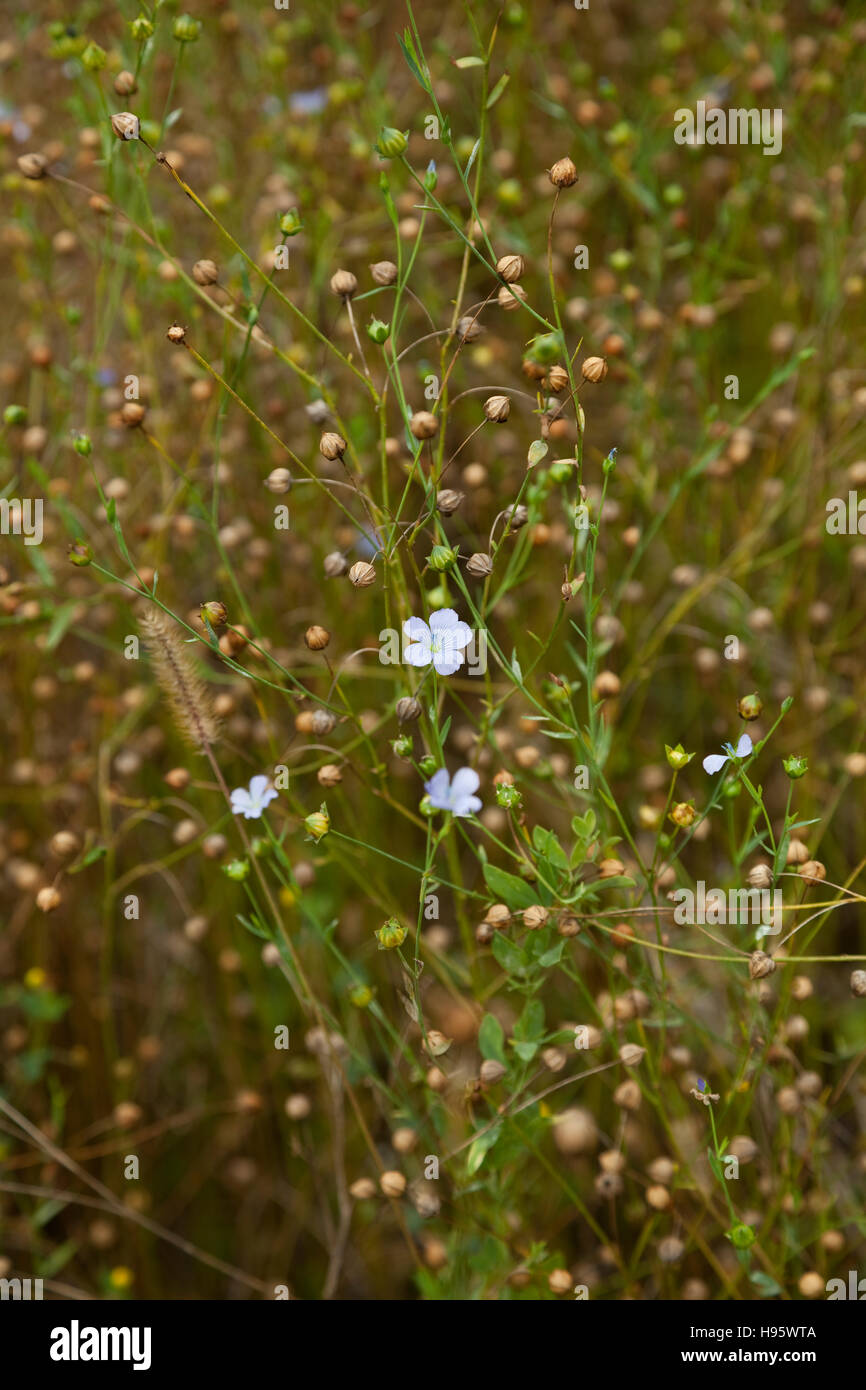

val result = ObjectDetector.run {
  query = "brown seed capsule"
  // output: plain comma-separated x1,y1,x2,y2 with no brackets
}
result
480,1058,506,1086
523,905,548,930
595,1171,623,1198
370,260,398,286
317,764,342,787
798,1271,825,1300
265,468,292,493
850,969,866,998
496,253,524,283
436,488,464,515
410,410,438,440
380,1170,406,1198
749,950,776,980
396,696,421,723
350,1177,377,1200
304,625,330,651
786,838,809,865
485,904,511,926
581,356,608,383
329,269,358,298
456,315,483,342
114,70,138,96
348,561,376,588
319,431,347,460
484,394,511,423
193,258,219,286
50,831,80,856
613,1079,641,1111
549,156,579,188
593,670,621,698
553,1107,597,1155
110,112,140,141
747,862,773,888
619,1044,645,1068
166,323,186,344
558,915,580,938
599,1150,626,1175
498,283,527,310
17,153,47,179
309,708,337,736
728,1135,758,1164
503,503,529,530
164,767,190,790
466,552,493,577
548,1269,573,1295
120,401,145,427
646,1185,671,1211
36,886,62,913
546,365,569,393
799,860,826,885
658,1236,684,1264
323,551,348,577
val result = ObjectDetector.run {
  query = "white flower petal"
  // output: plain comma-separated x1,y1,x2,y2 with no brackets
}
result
403,616,430,643
454,794,482,817
450,767,480,800
428,608,459,632
432,650,464,676
404,640,432,667
424,768,451,805
702,753,729,775
249,774,270,800
448,620,473,651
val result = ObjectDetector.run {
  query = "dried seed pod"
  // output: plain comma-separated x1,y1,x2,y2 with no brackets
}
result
319,431,347,460
483,394,511,422
110,112,140,141
317,764,342,788
410,411,438,440
581,356,608,383
480,1058,506,1086
613,1079,641,1111
114,70,138,96
498,283,527,310
329,269,358,298
552,1107,597,1155
503,503,529,530
18,153,47,179
350,1177,376,1200
436,488,464,515
370,260,398,286
309,708,337,736
379,1170,406,1198
496,253,524,282
523,905,548,930
265,468,292,493
549,156,578,188
456,315,483,341
799,860,826,885
323,551,348,577
193,258,219,285
466,552,493,577
749,950,775,980
850,969,866,998
747,862,773,888
304,625,330,651
348,562,376,587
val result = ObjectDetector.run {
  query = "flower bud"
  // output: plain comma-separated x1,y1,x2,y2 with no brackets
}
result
783,754,808,779
669,801,696,827
68,540,93,567
200,600,228,628
664,742,694,769
223,858,250,882
130,16,154,39
304,808,330,841
428,544,458,572
367,317,389,343
279,208,303,236
349,984,373,1008
173,13,202,42
82,41,107,71
376,918,407,950
74,434,93,457
377,127,409,158
738,692,763,721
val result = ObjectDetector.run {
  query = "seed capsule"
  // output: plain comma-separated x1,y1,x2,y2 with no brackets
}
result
549,156,578,188
110,112,140,141
410,411,438,440
348,561,376,588
319,431,347,460
329,269,357,298
581,356,608,383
